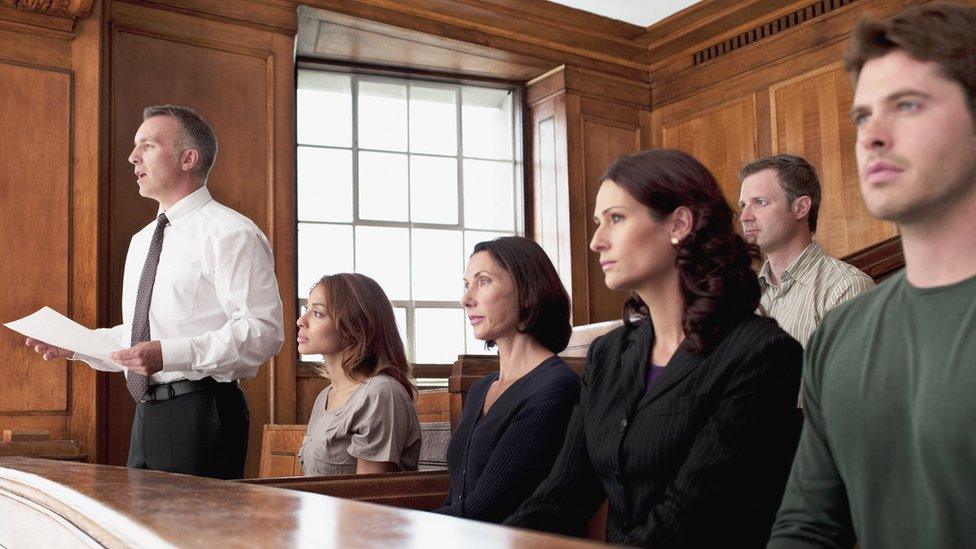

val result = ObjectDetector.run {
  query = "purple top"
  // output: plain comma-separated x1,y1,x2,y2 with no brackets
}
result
645,363,667,391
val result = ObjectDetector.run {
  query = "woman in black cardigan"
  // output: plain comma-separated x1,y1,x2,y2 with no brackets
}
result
504,150,803,547
433,236,581,523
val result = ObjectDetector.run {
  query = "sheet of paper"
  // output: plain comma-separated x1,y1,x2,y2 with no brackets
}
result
4,306,122,360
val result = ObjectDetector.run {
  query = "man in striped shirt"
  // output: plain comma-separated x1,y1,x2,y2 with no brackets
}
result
738,154,873,348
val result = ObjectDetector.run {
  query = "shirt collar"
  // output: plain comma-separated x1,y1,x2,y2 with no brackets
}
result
758,241,825,287
157,186,212,228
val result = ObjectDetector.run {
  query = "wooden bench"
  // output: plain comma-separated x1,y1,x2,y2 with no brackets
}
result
255,322,620,537
0,430,86,462
258,421,451,478
242,469,451,511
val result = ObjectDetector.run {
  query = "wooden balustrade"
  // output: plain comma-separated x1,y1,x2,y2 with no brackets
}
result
0,457,604,548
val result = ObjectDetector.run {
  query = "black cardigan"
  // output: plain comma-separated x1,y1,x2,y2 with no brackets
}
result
504,315,802,548
433,355,581,523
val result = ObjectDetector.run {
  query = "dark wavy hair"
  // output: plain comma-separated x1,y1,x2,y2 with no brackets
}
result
313,273,416,400
601,149,761,354
471,236,572,354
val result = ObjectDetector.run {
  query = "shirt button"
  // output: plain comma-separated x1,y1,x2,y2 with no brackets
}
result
618,418,628,432
614,469,622,480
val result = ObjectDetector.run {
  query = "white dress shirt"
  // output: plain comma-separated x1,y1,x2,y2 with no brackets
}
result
77,186,284,383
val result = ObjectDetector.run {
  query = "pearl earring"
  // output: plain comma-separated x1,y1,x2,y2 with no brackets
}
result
670,236,679,246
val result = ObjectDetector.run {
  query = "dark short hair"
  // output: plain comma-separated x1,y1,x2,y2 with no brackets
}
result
143,104,219,180
471,236,571,354
738,154,821,233
601,149,761,355
844,2,976,121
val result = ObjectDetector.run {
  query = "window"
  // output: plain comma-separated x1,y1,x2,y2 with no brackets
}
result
296,69,522,367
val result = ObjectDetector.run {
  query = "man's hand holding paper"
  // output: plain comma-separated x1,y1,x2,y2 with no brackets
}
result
5,306,122,361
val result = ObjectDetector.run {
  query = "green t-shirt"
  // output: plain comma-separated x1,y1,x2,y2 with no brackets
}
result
769,270,976,548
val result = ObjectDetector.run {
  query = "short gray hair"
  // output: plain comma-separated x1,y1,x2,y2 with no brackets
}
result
143,105,218,180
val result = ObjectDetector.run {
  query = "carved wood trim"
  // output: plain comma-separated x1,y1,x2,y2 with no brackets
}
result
692,0,858,66
841,234,904,283
3,0,92,19
241,470,451,511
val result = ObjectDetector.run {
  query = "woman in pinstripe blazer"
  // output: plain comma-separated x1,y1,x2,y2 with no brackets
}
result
504,150,803,548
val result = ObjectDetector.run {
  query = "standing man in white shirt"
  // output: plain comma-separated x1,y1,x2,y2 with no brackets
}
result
737,154,873,348
27,105,284,479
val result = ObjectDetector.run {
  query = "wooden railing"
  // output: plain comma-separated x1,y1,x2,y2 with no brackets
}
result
0,457,602,548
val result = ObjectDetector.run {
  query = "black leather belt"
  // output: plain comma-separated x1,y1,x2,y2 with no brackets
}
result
140,377,228,403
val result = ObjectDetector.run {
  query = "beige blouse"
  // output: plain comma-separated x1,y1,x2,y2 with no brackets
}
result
298,373,421,476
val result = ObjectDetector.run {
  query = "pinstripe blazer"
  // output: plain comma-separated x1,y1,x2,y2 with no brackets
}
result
504,315,802,548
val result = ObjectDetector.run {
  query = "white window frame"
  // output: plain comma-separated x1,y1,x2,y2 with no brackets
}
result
296,67,525,367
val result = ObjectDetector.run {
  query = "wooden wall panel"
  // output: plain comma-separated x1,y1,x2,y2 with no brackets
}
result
576,111,641,323
661,97,758,206
106,1,296,476
529,68,648,326
0,1,104,462
0,61,71,415
770,65,897,257
297,375,328,424
530,91,572,299
0,59,72,437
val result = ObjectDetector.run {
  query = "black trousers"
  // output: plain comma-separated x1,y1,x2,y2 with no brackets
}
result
127,381,250,479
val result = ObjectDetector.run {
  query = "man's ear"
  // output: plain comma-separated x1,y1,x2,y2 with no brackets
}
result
180,148,200,173
792,195,812,221
671,206,694,241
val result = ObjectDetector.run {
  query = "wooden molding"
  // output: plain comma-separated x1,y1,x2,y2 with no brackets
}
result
842,234,904,282
1,0,93,19
300,0,650,82
691,0,858,66
242,470,451,510
113,0,298,35
526,65,651,109
0,0,92,34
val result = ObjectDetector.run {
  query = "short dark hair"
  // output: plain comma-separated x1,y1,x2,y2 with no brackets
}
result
601,149,761,355
143,104,219,180
471,236,571,354
738,154,822,233
844,2,976,121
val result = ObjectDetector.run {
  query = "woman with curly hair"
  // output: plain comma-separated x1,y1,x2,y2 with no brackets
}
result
296,273,421,476
504,149,802,547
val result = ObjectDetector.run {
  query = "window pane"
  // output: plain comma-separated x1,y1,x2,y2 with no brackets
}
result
355,226,410,301
410,86,457,155
410,155,458,224
297,147,352,222
464,230,513,260
411,229,463,301
359,151,408,222
297,71,351,147
297,223,353,298
414,308,464,363
463,159,515,231
358,81,407,152
394,307,407,348
462,87,512,160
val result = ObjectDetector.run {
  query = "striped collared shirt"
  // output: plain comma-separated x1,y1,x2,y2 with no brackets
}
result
759,242,874,348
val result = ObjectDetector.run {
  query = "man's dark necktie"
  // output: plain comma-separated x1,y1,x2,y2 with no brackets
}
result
128,213,168,402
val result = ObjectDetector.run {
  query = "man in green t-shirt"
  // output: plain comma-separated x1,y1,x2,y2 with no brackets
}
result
768,3,976,548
